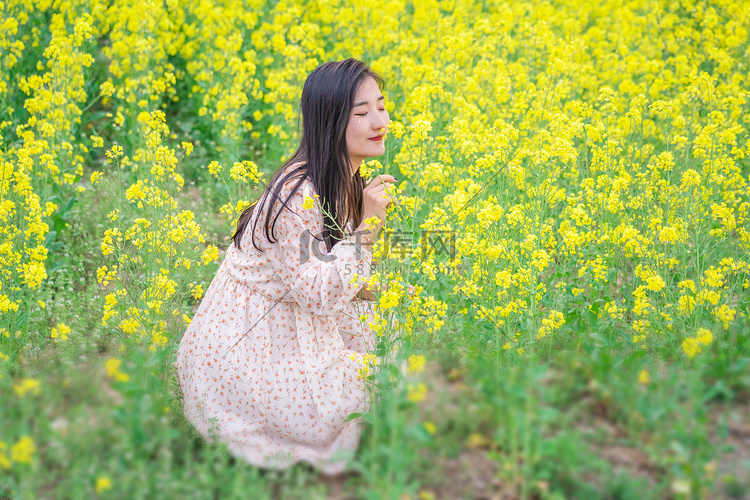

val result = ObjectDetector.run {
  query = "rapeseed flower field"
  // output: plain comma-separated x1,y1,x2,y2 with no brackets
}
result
1,0,749,497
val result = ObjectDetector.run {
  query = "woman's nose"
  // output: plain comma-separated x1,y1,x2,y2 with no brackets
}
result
373,114,389,129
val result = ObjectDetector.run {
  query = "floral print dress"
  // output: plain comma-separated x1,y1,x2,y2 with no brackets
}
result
175,164,376,475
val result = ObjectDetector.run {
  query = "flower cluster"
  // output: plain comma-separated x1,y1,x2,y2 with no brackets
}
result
94,112,220,356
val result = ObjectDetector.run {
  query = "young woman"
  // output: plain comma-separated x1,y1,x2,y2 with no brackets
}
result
175,58,396,476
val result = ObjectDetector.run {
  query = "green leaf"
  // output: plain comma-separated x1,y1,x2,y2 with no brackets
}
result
146,348,170,367
403,423,432,443
345,412,373,423
702,380,733,403
344,412,363,422
589,332,610,347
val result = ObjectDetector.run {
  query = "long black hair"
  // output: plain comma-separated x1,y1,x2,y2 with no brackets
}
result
232,58,384,254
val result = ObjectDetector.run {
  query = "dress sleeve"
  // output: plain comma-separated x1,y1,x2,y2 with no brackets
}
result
266,177,373,317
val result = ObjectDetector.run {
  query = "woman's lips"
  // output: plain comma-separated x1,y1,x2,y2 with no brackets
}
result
369,135,383,141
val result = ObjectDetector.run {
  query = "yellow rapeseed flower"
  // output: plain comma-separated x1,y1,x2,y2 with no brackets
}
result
50,323,71,343
407,382,428,402
20,261,46,289
10,436,35,464
406,354,426,374
202,245,219,264
105,358,129,382
96,476,113,493
682,338,700,359
696,328,713,346
14,378,41,397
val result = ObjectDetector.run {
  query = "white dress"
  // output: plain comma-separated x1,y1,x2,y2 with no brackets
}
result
175,165,376,474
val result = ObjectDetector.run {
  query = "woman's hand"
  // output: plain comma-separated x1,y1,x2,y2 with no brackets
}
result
356,174,397,243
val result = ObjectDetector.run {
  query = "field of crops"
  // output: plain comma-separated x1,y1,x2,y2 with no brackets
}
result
2,0,750,498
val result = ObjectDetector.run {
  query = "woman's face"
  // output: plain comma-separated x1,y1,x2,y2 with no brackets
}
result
345,77,390,173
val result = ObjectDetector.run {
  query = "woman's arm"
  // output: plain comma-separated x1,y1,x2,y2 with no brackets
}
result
265,178,374,316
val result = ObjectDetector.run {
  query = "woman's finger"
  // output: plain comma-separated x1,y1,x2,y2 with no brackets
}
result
366,174,397,188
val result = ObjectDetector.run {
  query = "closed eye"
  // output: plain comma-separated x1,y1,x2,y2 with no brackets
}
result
356,109,385,116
